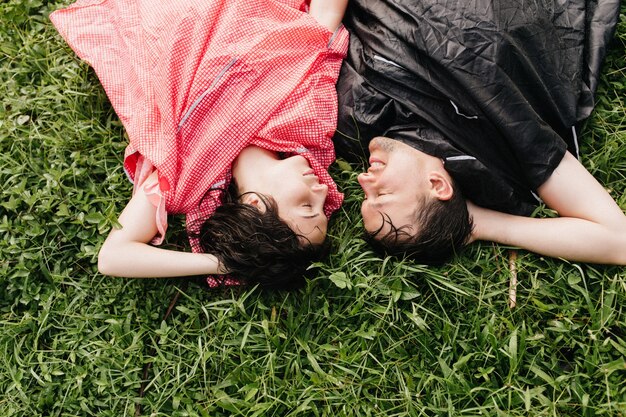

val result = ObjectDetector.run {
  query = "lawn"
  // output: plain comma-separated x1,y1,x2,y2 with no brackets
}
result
1,1,625,416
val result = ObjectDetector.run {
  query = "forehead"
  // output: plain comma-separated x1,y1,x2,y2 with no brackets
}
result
287,214,328,245
362,197,418,237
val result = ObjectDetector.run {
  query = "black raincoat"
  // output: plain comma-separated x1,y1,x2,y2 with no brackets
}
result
334,0,620,215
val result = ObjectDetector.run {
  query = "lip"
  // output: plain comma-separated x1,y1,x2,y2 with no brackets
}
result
303,168,315,176
368,158,385,173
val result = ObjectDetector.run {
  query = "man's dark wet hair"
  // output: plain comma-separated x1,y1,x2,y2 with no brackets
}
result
366,184,473,265
194,181,325,290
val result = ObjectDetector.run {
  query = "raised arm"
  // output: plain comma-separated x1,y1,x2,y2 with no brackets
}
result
308,0,348,31
470,152,626,264
98,172,223,277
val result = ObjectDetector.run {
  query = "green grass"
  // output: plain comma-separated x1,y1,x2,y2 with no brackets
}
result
1,1,625,416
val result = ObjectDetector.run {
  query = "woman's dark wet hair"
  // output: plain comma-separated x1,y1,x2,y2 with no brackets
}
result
193,180,325,290
366,183,473,265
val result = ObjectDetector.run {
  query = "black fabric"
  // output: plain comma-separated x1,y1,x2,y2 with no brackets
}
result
334,0,620,215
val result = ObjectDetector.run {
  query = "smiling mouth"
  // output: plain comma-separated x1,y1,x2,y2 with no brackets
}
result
368,158,385,172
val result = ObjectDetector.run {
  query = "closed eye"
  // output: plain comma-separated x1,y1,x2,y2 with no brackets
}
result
301,204,318,218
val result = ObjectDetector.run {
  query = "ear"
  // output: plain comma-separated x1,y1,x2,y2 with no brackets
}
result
240,193,266,212
428,171,454,201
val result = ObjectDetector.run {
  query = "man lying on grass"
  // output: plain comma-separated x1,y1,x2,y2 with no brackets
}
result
333,0,626,265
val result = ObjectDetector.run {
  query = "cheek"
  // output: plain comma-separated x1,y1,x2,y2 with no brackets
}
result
285,180,310,200
271,182,304,213
390,155,418,178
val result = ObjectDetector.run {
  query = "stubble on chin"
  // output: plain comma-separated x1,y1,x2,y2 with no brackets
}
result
370,136,397,153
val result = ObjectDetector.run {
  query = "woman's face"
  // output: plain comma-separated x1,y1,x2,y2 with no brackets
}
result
255,155,329,245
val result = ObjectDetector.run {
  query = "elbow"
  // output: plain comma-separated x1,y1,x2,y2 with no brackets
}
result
599,227,626,265
97,242,119,277
608,245,626,266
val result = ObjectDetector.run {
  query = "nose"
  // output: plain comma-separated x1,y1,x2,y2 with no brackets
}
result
357,172,375,198
312,182,328,194
358,171,377,186
311,183,328,206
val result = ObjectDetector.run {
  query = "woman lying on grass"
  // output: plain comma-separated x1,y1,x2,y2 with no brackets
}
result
51,0,349,288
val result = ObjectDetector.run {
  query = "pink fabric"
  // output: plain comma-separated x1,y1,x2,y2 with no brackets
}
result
51,0,347,262
130,157,167,245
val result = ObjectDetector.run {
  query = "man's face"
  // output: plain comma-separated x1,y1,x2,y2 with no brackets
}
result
357,137,438,237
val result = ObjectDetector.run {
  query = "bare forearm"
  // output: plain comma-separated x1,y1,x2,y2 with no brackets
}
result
98,239,221,278
470,153,626,265
472,206,626,265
